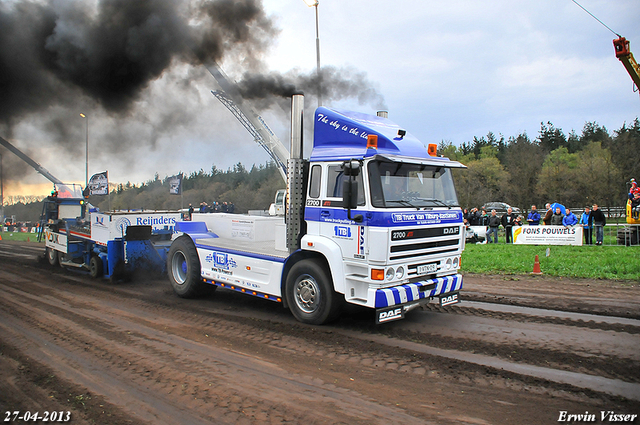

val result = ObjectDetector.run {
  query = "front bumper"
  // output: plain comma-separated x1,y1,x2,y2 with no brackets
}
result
373,273,463,309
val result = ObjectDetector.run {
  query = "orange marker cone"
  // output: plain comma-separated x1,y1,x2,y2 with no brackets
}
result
531,255,543,275
27,237,30,242
0,235,2,241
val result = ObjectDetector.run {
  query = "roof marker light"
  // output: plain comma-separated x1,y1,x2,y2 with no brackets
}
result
428,143,437,156
367,134,378,150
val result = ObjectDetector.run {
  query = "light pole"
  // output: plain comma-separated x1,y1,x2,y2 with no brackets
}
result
80,113,88,188
303,0,321,107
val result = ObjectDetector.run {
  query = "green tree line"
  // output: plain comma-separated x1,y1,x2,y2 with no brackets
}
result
92,161,285,214
441,118,640,211
3,162,285,223
4,117,639,223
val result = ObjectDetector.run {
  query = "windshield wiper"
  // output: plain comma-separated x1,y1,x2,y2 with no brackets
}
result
416,198,450,207
385,199,421,209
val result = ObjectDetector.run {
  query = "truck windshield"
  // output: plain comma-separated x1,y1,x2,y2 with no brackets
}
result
368,160,459,208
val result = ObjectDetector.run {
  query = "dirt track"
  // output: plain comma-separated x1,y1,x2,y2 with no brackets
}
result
0,241,638,424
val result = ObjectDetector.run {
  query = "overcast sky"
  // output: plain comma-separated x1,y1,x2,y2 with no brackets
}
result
1,0,639,199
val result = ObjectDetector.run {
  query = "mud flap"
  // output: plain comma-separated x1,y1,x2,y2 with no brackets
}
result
376,299,428,324
440,291,460,307
376,306,402,324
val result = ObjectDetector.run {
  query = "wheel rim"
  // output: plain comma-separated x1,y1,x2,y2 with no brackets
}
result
48,249,56,262
294,274,320,313
171,250,188,285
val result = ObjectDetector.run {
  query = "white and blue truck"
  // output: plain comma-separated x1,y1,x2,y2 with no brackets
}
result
167,94,466,324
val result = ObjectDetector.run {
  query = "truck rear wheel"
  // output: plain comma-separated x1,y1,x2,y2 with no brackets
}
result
46,247,58,266
89,256,103,278
286,259,342,325
167,236,212,298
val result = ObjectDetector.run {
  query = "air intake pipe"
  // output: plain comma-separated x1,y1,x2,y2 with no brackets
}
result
287,93,307,253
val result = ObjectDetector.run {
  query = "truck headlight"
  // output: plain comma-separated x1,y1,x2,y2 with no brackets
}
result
453,257,459,268
395,266,405,280
445,258,453,270
386,267,395,281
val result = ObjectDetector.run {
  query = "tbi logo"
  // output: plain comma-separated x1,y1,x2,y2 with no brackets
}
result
205,252,237,270
334,226,351,238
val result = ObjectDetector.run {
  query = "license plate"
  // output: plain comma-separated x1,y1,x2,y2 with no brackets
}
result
417,263,437,275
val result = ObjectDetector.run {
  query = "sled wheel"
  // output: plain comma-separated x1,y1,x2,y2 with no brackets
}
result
286,259,342,325
46,247,58,266
89,255,103,278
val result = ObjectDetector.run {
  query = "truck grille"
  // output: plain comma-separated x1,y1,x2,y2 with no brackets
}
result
389,225,461,261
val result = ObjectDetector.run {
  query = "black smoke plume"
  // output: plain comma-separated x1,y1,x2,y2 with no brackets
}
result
237,66,386,111
0,0,385,192
0,0,275,123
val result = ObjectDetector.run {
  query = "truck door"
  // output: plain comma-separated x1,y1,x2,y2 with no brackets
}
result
320,164,368,261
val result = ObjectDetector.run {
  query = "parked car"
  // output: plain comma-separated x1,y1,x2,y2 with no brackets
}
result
481,202,521,215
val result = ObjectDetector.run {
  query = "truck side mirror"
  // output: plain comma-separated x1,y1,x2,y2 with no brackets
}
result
342,180,358,210
342,159,363,223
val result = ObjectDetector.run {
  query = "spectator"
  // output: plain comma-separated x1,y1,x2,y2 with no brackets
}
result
562,208,578,227
468,208,480,225
631,192,640,219
550,207,564,226
228,202,235,213
527,205,541,226
463,208,470,224
475,208,483,225
630,178,639,196
542,203,553,225
486,210,501,244
501,207,519,243
591,204,606,245
580,206,592,245
480,209,488,226
188,204,194,220
467,208,477,225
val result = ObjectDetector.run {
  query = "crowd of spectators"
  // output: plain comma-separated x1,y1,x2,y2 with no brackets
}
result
1,219,39,232
187,201,235,220
464,202,608,245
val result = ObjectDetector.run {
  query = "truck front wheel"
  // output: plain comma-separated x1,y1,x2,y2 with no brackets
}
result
167,236,212,298
286,259,342,325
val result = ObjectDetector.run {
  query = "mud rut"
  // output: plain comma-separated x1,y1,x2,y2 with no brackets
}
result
0,242,638,424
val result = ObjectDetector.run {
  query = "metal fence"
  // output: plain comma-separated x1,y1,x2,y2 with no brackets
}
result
603,223,640,246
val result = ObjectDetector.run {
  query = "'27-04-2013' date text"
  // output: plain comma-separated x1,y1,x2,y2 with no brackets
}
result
4,411,71,422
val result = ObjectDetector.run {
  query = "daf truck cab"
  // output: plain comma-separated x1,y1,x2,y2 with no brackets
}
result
167,95,466,324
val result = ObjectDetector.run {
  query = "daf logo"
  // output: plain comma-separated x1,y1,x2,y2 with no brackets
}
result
440,293,459,307
443,227,460,235
377,307,404,323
